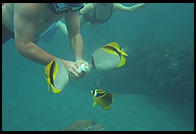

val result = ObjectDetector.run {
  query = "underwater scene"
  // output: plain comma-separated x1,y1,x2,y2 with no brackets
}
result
2,3,194,131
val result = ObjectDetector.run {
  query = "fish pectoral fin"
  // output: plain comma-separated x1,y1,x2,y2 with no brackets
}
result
93,101,97,107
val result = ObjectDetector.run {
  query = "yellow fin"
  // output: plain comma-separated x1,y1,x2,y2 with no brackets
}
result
51,86,62,94
45,59,55,77
103,105,112,110
45,64,50,77
102,42,121,56
120,48,128,56
93,101,97,107
117,55,126,68
52,61,59,83
44,59,55,93
102,47,119,56
44,59,63,94
104,42,120,51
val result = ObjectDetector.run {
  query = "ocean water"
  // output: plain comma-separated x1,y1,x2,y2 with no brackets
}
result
2,3,194,131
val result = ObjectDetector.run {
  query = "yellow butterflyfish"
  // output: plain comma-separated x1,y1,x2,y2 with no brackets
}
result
91,89,114,110
45,59,69,94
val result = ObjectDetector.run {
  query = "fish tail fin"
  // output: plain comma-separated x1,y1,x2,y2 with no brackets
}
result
121,48,128,56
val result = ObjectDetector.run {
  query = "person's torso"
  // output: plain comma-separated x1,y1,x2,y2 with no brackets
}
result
2,3,67,41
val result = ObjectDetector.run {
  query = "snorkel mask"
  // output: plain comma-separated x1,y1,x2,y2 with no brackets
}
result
49,3,84,15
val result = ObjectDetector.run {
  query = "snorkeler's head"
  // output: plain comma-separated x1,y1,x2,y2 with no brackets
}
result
48,3,84,14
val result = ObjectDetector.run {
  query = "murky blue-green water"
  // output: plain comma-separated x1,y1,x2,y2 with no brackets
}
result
2,3,194,131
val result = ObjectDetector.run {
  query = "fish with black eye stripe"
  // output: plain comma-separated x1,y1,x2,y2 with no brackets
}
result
91,42,128,71
91,89,114,110
45,59,69,94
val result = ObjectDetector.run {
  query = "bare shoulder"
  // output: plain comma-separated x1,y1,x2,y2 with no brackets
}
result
80,3,94,14
14,3,43,15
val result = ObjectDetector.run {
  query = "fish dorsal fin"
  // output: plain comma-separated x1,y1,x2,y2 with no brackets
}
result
105,42,120,51
45,60,54,77
93,101,97,107
120,48,128,56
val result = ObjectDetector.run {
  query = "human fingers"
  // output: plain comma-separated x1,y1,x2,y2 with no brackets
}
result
68,65,80,79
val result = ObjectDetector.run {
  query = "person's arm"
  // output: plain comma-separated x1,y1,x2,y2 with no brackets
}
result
14,4,58,65
56,3,92,36
114,3,148,13
64,11,83,61
64,11,90,76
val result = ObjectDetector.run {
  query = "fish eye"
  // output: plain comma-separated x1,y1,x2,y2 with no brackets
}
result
93,90,97,96
97,92,105,97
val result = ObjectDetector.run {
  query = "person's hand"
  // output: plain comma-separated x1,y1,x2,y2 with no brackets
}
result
61,60,81,79
74,59,90,77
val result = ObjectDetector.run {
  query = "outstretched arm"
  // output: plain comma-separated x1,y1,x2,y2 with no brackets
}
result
14,4,58,65
114,3,148,13
64,11,90,77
